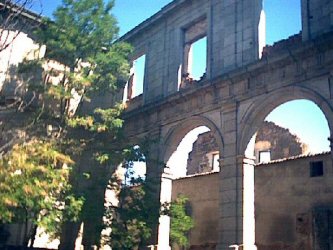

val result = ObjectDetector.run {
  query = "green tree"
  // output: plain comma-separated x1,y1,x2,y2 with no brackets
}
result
105,147,194,250
169,195,194,248
0,140,83,246
1,0,132,247
104,147,152,250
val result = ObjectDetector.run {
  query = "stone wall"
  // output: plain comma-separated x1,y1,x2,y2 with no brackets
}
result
187,131,219,175
172,152,333,249
255,152,333,250
172,172,219,249
121,0,263,104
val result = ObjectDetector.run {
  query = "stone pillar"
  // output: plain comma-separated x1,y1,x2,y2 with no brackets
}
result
242,157,256,250
81,180,108,250
157,167,172,250
217,104,242,250
217,103,256,250
59,146,112,250
144,141,171,250
58,222,81,250
217,155,256,250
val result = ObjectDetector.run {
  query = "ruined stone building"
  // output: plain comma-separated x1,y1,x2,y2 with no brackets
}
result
2,0,333,249
172,151,333,250
120,0,333,249
187,121,308,175
171,120,329,249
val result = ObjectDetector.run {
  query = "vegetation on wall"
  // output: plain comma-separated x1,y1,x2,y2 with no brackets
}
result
169,195,194,247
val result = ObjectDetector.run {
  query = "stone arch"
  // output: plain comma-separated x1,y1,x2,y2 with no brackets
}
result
162,115,224,164
238,85,333,154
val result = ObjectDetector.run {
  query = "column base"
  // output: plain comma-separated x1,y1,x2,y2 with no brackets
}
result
217,243,257,250
146,244,171,250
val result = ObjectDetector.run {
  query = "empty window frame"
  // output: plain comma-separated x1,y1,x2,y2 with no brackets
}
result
212,153,220,171
310,161,324,177
184,36,207,81
259,150,271,163
189,36,207,80
262,0,301,45
180,18,207,88
124,54,146,101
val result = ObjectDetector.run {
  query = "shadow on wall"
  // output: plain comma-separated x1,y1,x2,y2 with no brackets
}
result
0,63,42,109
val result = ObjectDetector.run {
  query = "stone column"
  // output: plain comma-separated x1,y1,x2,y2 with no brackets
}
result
242,156,256,250
217,103,255,250
217,104,242,250
157,167,172,250
217,155,256,250
58,222,81,250
144,141,171,250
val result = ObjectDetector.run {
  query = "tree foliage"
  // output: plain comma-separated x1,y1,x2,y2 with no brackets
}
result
104,147,151,250
169,195,194,247
0,0,132,247
105,148,194,249
0,140,83,245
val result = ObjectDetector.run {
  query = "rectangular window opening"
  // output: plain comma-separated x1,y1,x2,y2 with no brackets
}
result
212,153,220,171
310,161,324,177
189,36,207,81
180,18,207,89
124,54,146,101
259,0,301,58
259,151,271,163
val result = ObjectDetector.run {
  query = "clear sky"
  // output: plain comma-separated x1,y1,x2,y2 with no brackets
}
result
33,0,172,37
35,0,302,43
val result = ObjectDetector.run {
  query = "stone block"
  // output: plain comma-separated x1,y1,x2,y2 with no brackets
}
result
219,189,238,203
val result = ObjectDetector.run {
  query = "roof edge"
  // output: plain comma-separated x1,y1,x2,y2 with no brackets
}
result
0,2,43,23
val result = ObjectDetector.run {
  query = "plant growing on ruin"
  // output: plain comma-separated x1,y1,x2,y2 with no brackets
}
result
169,195,194,247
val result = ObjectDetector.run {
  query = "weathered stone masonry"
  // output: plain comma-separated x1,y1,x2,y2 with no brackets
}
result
120,0,333,249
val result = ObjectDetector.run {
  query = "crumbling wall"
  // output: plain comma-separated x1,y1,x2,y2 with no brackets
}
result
255,121,308,162
255,152,333,250
121,0,262,104
187,121,308,175
187,131,219,175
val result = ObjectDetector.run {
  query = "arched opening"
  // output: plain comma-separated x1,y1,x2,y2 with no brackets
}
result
166,126,219,178
245,99,330,160
244,99,332,249
163,121,222,249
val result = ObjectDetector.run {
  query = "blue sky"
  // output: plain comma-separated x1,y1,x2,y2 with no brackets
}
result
36,0,302,42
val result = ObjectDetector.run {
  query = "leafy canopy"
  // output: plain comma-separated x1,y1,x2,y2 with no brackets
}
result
0,140,83,239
